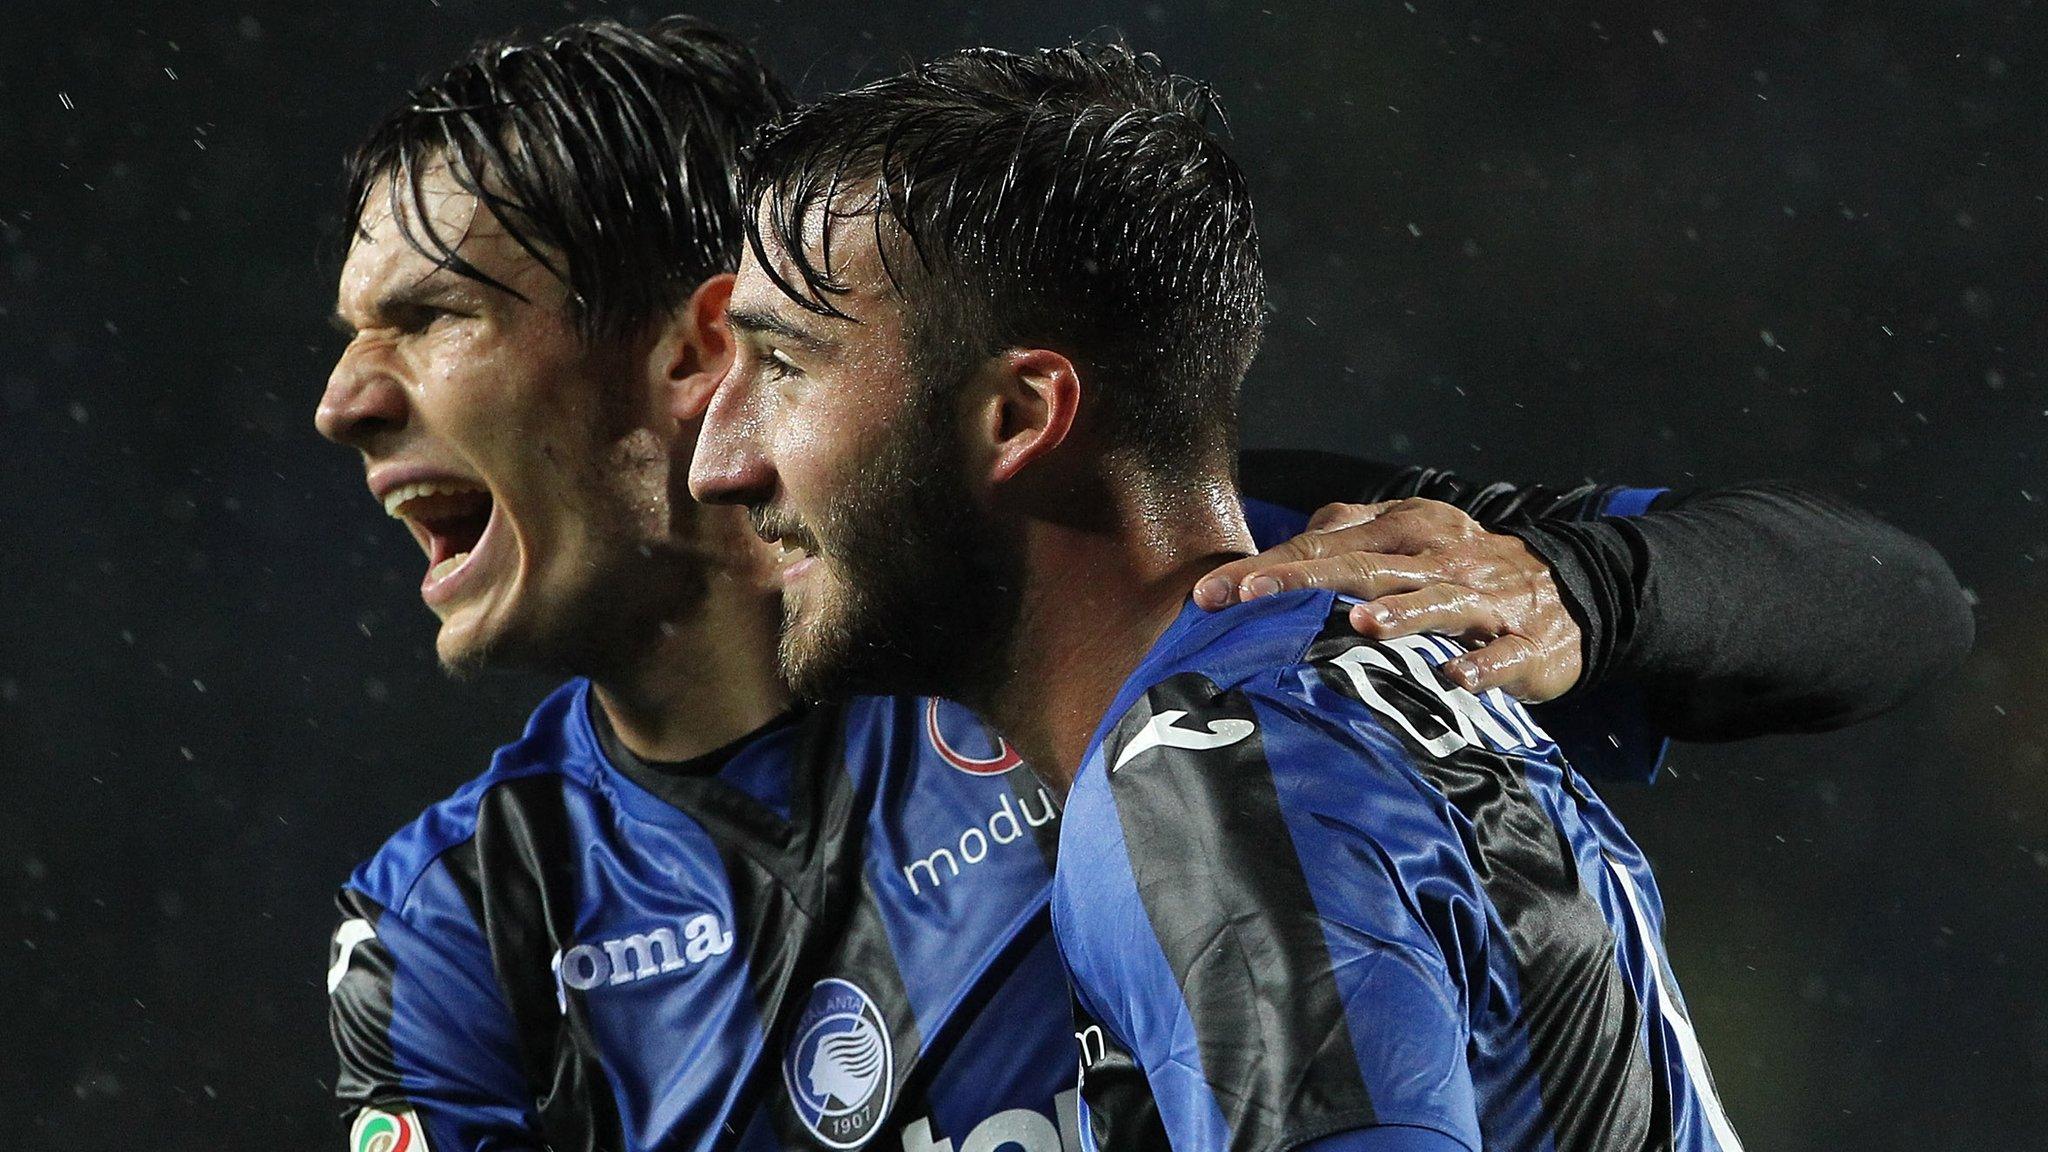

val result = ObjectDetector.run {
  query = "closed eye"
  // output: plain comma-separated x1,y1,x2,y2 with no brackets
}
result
389,303,457,335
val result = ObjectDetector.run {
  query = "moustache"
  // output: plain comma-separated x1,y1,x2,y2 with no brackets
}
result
748,505,822,555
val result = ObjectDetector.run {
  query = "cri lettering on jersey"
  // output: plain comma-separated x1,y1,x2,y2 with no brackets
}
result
550,913,734,1005
1322,634,1551,759
900,788,1059,896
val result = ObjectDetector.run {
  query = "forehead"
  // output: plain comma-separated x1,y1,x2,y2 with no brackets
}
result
731,195,904,331
337,160,553,303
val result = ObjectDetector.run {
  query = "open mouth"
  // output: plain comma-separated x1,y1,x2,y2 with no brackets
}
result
760,530,818,584
384,480,496,598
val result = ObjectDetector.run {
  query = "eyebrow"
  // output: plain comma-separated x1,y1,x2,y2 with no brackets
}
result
725,305,837,354
329,279,476,337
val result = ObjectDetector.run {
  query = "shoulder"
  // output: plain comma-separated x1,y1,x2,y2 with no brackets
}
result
1109,591,1558,774
344,679,600,916
1074,594,1560,901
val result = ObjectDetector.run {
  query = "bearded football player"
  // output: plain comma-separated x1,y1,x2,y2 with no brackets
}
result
690,42,1970,1152
323,19,1970,1152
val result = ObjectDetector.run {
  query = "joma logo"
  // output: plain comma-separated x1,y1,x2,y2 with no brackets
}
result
552,913,734,999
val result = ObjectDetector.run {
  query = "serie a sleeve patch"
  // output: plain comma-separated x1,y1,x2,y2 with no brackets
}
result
349,1105,431,1152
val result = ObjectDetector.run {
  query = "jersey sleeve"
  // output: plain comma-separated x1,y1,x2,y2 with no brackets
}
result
1511,482,1974,740
329,861,541,1151
1059,670,1486,1152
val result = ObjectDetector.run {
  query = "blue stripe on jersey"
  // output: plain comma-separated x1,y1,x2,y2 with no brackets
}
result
850,697,1064,1069
1241,495,1312,554
908,926,1080,1151
1057,763,1237,1151
381,860,536,1148
552,763,774,1144
1599,486,1669,518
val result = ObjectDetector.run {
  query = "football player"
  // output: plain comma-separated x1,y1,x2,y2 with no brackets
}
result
688,42,1969,1151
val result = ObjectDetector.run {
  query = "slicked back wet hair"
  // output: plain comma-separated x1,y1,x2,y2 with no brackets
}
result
342,16,792,343
744,42,1265,476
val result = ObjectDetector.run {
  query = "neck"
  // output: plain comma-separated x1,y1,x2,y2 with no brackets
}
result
981,469,1252,797
590,507,790,764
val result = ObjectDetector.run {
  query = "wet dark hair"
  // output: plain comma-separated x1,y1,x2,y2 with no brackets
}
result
342,16,792,342
743,41,1265,474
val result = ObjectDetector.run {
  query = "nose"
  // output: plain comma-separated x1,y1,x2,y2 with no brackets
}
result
686,367,775,508
316,341,408,448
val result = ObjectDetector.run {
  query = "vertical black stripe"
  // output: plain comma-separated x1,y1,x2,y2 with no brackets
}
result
654,702,926,1150
443,776,627,1152
329,890,400,1114
669,703,848,1148
1104,672,1376,1152
1308,611,1666,1152
1073,995,1168,1152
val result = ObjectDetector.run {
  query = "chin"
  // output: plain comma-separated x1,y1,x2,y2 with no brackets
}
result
776,593,955,703
431,597,536,680
434,622,499,681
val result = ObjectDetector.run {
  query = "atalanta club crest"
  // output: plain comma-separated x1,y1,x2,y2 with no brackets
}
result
925,698,1022,776
785,977,894,1148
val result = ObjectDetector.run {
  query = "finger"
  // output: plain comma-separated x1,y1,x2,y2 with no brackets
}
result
1349,585,1506,641
1441,634,1553,702
1198,524,1388,608
1196,532,1325,608
1196,501,1470,609
1304,500,1398,533
1239,554,1442,602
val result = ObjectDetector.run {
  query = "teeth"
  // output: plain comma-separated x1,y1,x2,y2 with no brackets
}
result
383,480,485,519
427,552,471,583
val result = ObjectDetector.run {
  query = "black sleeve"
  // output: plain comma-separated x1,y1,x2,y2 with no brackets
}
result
1507,484,1974,740
1234,448,1976,740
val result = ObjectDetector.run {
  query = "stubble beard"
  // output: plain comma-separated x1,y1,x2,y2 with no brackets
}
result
775,391,1020,705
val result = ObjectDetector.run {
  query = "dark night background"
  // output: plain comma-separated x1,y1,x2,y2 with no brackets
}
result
2,1,2043,1148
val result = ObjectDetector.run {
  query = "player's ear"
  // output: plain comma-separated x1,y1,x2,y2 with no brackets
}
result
966,346,1080,485
661,272,736,423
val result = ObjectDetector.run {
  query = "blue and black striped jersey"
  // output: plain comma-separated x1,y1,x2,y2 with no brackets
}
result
1053,591,1742,1152
328,683,1077,1152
